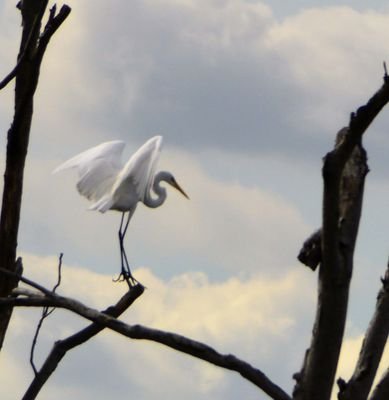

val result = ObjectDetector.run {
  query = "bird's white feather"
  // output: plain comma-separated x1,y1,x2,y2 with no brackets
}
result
53,137,164,213
88,193,115,213
112,136,163,202
53,141,125,173
53,141,125,202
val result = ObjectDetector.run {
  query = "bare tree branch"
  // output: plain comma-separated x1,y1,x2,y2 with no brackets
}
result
293,70,389,400
0,3,42,91
337,261,389,400
1,286,290,400
370,368,389,400
0,266,58,297
0,1,71,350
36,4,71,61
0,3,70,91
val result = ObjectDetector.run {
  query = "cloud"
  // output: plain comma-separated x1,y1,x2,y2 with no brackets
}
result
264,7,389,134
25,1,388,160
0,252,315,399
1,2,389,399
3,1,389,163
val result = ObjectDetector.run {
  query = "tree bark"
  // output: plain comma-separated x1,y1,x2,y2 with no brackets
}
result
370,368,389,400
337,262,389,400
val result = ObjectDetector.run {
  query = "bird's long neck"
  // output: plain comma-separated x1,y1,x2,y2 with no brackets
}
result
143,171,168,208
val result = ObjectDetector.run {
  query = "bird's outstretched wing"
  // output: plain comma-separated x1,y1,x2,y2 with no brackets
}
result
113,136,163,202
53,141,125,202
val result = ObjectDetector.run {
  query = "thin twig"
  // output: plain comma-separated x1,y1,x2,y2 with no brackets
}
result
30,309,45,375
29,253,63,375
46,252,63,317
0,267,54,296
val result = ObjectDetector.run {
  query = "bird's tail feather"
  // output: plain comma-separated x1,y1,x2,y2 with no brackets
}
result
89,195,114,213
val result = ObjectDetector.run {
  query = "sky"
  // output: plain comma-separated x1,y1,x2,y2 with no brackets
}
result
1,0,389,399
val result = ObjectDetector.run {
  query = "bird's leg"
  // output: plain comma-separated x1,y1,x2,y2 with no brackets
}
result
122,208,131,238
113,211,138,287
121,212,134,278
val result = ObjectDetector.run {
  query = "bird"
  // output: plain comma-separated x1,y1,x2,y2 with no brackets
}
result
53,135,189,286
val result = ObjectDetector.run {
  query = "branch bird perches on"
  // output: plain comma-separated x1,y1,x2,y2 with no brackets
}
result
0,267,291,400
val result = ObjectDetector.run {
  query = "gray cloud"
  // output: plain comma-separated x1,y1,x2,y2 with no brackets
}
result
2,1,389,165
28,0,387,171
77,0,326,157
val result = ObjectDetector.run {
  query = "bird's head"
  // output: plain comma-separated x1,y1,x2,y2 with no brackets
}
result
165,173,189,199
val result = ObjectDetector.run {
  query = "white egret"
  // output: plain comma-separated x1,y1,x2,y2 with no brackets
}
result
53,135,189,286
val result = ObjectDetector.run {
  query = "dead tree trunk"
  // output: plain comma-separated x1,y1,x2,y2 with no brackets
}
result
293,74,389,400
0,1,70,349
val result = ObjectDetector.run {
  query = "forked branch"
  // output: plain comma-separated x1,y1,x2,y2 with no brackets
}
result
294,70,389,400
22,283,144,400
0,277,290,400
30,253,63,375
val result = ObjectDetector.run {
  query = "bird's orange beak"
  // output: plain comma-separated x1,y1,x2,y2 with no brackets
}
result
172,180,189,199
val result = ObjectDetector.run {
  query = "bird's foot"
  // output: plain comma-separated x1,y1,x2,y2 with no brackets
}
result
113,270,139,288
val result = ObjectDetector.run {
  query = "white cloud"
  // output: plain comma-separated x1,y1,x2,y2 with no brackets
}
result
264,7,389,134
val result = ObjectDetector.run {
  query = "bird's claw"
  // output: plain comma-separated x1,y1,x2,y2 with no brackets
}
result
113,271,139,288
